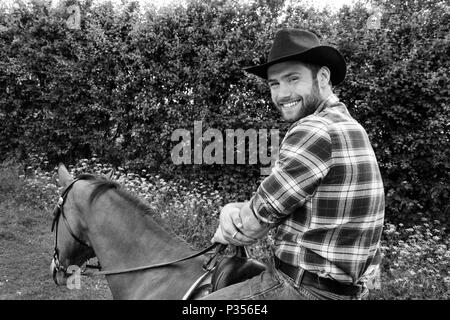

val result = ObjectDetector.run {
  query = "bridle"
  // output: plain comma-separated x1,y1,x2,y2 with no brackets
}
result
51,177,220,278
51,178,94,275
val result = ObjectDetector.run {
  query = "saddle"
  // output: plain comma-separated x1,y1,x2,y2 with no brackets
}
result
183,245,267,299
211,246,267,291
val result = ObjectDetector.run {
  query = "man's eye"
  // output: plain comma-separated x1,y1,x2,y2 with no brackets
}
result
269,83,279,88
289,77,299,82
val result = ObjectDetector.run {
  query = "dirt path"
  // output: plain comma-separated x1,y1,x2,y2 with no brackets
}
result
0,202,112,300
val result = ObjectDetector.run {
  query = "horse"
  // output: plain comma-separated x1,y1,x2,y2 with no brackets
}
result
50,164,214,299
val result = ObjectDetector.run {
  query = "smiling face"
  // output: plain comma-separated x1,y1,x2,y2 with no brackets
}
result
267,61,325,122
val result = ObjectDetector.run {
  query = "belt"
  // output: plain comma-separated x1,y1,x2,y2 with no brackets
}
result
274,256,362,296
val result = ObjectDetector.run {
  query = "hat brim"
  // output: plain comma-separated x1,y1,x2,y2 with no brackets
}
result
243,46,346,86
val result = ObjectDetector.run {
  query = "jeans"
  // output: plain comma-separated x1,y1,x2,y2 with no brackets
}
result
200,263,369,300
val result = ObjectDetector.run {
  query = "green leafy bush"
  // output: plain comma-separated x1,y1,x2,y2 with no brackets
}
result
0,0,448,226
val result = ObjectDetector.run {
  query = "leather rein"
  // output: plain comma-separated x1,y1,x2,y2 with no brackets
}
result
51,177,219,276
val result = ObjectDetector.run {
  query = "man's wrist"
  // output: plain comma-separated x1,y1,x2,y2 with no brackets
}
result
237,199,271,240
249,196,272,227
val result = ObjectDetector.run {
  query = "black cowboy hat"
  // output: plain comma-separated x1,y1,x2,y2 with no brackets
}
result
244,28,347,85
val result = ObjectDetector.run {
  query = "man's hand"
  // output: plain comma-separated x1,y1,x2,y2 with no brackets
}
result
211,202,270,246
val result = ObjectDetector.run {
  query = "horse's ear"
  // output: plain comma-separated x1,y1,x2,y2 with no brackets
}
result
102,168,115,180
57,163,73,187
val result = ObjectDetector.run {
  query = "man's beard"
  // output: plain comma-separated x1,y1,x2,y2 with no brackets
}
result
280,77,322,122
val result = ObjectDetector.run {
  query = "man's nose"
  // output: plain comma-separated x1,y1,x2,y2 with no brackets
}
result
278,83,292,100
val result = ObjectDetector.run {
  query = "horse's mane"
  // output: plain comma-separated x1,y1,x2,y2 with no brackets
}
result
76,173,196,251
78,173,157,218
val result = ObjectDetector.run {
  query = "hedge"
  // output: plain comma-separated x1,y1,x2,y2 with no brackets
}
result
0,0,448,225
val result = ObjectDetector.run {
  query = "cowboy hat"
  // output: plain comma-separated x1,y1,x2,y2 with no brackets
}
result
244,28,347,85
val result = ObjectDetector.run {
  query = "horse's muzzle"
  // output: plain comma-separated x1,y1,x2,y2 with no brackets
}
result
50,258,67,285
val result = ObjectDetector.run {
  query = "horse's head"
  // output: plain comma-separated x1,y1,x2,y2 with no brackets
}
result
50,164,96,285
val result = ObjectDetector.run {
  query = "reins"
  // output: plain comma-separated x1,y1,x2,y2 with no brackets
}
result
95,243,220,276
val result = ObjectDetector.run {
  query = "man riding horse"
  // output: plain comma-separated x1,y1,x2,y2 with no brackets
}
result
203,28,385,300
50,28,384,300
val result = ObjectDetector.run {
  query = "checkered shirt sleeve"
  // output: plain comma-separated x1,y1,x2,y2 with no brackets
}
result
251,119,331,224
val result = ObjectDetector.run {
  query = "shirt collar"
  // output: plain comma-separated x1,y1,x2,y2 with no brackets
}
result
314,93,340,115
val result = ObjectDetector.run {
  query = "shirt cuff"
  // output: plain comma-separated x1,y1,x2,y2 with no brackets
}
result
250,194,278,225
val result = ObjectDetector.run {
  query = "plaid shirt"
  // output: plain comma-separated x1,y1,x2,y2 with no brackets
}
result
251,94,385,285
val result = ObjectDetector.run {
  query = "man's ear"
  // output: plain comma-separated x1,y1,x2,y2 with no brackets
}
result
318,66,331,88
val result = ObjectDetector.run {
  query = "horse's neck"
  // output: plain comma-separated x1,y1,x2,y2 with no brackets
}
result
86,190,205,299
